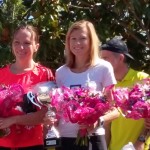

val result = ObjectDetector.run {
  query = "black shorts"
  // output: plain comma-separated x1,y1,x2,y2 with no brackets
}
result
90,135,107,150
55,137,89,150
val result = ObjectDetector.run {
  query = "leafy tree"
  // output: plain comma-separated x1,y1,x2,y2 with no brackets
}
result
61,0,150,73
0,0,27,66
0,0,149,74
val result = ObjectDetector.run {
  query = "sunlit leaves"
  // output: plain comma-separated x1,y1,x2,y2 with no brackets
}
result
0,0,149,72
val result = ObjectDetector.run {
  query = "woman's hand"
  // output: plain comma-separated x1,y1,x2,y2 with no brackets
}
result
103,85,115,103
43,115,58,128
79,121,99,133
0,117,16,129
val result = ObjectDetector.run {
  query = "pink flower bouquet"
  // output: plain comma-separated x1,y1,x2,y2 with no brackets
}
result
113,78,150,119
113,78,150,144
0,84,24,137
50,86,111,146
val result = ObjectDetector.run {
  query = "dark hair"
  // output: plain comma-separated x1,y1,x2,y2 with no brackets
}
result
11,24,40,59
12,24,39,43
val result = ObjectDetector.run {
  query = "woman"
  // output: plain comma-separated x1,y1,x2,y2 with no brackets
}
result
55,20,119,150
0,24,54,150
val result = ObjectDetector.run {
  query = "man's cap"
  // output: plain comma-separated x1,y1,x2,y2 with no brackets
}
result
101,38,134,60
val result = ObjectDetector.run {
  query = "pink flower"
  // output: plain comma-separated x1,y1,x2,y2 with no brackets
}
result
50,86,112,146
114,78,150,119
0,84,24,117
0,84,24,137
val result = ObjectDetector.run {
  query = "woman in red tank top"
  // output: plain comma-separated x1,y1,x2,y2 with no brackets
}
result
0,24,54,150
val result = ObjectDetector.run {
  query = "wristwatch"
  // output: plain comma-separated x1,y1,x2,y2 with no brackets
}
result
137,135,146,143
99,117,104,126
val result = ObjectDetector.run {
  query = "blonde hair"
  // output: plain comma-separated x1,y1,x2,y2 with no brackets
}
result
65,20,100,68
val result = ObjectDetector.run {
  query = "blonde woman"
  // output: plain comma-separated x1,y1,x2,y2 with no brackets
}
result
55,20,119,150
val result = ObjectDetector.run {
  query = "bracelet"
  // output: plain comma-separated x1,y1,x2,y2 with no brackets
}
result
137,128,149,143
137,135,146,143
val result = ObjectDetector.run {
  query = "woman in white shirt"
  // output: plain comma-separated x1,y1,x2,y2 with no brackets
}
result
55,20,119,150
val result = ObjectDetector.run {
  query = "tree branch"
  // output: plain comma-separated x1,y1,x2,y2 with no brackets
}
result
68,4,91,10
21,0,37,20
122,0,150,49
68,0,94,10
118,20,148,48
77,0,94,7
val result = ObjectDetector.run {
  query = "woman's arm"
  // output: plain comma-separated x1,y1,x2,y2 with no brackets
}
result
102,107,120,125
0,107,47,129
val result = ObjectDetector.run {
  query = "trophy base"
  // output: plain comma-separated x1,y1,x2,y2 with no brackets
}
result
44,138,61,148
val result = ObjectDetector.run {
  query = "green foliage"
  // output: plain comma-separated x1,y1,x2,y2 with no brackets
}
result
0,0,149,74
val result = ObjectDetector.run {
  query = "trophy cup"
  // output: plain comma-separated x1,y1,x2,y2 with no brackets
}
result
27,81,61,148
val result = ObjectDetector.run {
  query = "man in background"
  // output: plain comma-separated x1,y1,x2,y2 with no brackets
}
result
100,37,150,150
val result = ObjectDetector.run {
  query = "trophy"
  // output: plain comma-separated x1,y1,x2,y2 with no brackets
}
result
27,81,61,148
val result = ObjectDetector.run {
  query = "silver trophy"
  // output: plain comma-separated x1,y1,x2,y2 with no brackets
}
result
27,81,61,148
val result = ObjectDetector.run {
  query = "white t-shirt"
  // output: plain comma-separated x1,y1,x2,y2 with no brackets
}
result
56,59,116,137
